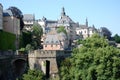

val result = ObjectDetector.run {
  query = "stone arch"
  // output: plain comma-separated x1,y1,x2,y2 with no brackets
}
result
12,58,27,78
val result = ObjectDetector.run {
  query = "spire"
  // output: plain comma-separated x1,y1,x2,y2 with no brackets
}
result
61,7,66,16
86,17,88,27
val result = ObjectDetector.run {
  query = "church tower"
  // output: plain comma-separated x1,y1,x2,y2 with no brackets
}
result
61,7,66,17
86,18,88,27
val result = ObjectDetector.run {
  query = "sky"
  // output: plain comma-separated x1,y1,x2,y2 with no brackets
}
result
1,0,120,35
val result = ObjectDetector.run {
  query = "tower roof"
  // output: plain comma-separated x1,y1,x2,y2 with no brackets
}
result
61,7,66,16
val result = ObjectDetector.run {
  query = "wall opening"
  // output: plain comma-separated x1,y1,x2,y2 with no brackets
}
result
13,59,26,78
46,60,50,78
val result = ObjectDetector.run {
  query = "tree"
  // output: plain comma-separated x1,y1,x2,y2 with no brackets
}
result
19,31,32,48
60,34,120,80
22,69,45,80
57,26,67,35
113,34,120,43
32,23,43,47
100,27,112,40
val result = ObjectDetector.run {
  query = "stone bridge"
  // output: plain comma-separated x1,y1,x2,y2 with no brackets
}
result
0,53,28,80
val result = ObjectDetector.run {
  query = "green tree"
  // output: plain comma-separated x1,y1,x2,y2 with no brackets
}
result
60,34,120,80
113,34,120,43
22,69,45,80
32,23,43,47
57,26,67,35
100,27,112,40
19,31,32,48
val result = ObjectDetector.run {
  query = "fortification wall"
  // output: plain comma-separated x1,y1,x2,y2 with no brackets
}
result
28,49,71,78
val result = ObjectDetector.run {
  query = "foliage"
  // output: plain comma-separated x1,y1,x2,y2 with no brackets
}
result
25,44,33,51
0,31,16,50
19,31,32,48
60,34,120,80
32,23,43,37
77,39,83,44
32,23,43,47
57,26,67,35
113,34,120,43
22,69,45,80
100,27,112,40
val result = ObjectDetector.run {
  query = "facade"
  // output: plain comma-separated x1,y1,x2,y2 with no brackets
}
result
0,3,3,30
3,10,20,35
23,14,35,31
43,31,69,50
38,7,79,41
76,19,97,39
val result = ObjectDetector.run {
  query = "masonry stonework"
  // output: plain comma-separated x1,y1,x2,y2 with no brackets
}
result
28,49,71,78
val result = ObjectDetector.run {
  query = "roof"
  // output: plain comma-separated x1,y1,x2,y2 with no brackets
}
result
23,14,35,21
58,15,74,24
0,3,3,7
79,24,88,29
3,10,13,17
44,34,60,45
44,30,67,45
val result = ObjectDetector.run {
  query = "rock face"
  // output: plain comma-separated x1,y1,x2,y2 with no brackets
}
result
28,49,71,78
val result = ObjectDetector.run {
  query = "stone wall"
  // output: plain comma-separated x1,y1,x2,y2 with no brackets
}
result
28,49,71,78
0,50,15,56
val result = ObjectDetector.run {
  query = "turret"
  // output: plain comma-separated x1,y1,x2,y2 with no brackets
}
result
86,18,88,27
61,7,66,17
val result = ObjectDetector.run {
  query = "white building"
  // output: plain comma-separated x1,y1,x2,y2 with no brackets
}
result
23,14,35,31
0,3,3,30
76,19,97,39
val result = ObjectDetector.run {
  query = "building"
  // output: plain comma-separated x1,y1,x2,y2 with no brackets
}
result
38,7,79,41
23,14,35,31
57,7,79,41
76,18,97,39
0,3,3,30
37,17,57,34
3,9,20,35
43,31,69,50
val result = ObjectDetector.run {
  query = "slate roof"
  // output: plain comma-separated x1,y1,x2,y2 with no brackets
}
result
58,15,74,24
0,3,3,7
44,34,60,45
44,30,67,45
23,14,35,21
79,24,88,29
3,10,13,17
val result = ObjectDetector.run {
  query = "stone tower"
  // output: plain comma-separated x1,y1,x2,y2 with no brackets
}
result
61,7,66,17
86,18,88,27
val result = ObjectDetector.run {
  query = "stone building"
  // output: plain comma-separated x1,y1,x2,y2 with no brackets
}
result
76,18,97,39
43,31,69,50
38,7,79,41
3,10,20,35
23,14,35,31
0,3,3,30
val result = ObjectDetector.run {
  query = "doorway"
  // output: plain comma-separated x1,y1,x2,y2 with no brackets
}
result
46,60,50,78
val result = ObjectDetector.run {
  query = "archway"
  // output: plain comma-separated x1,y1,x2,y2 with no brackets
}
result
12,59,27,78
